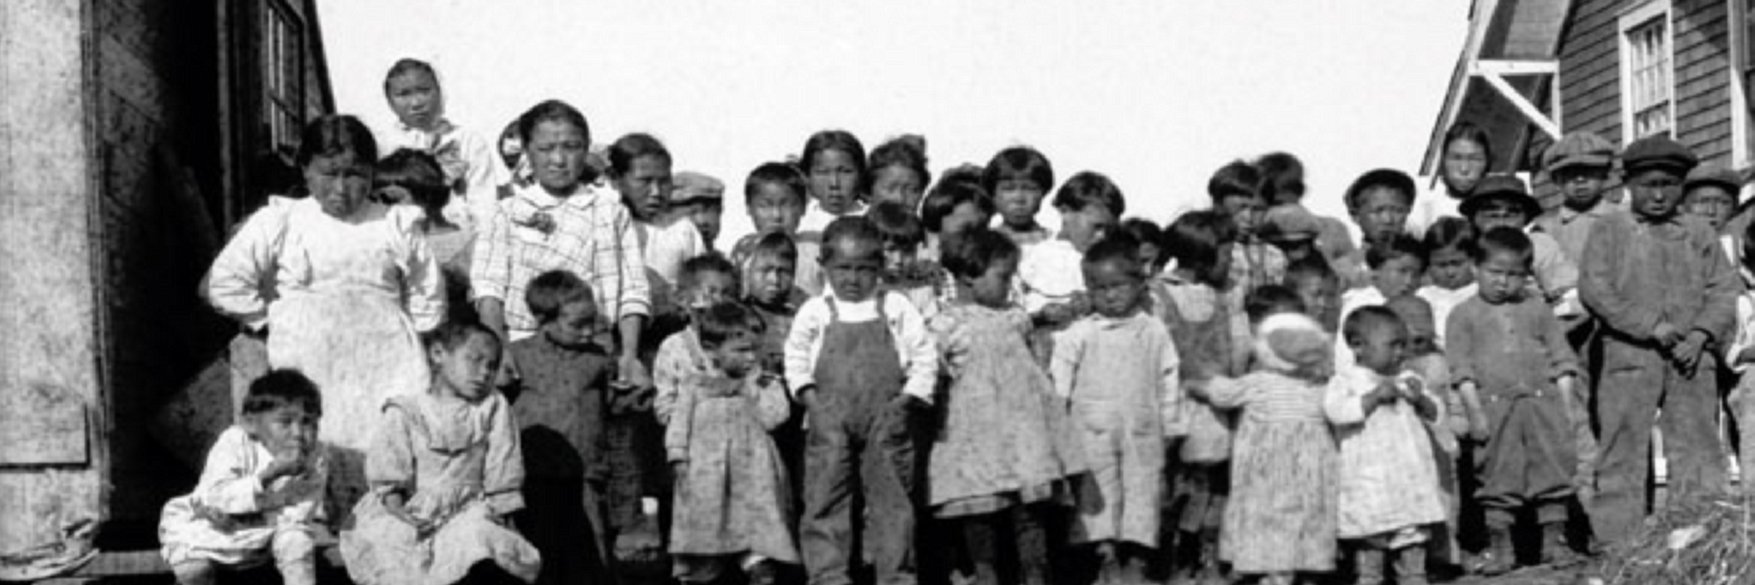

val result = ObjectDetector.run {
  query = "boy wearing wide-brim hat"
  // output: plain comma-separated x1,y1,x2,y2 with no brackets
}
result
1532,132,1619,265
1458,175,1580,318
1579,135,1739,544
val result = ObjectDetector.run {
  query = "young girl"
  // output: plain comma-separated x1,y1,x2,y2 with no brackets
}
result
869,200,943,318
868,135,929,212
378,148,477,323
1189,311,1337,585
1415,218,1478,350
983,146,1057,247
375,59,509,233
609,133,706,303
928,228,1086,585
159,370,327,585
341,321,541,585
797,130,868,234
921,167,998,261
666,301,799,585
1051,232,1179,585
1327,307,1447,585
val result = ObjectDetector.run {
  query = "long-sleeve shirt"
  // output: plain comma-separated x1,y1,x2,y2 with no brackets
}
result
783,289,938,403
1578,212,1740,346
1018,238,1085,314
1445,295,1579,397
375,119,509,233
1532,201,1621,269
470,183,651,334
158,427,329,566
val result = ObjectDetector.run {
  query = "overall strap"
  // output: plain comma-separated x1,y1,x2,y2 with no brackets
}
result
825,295,840,322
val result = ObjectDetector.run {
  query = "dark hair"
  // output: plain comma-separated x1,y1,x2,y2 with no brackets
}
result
295,115,377,168
608,132,672,177
1344,168,1417,211
376,149,449,210
1384,294,1434,330
1442,122,1495,175
868,201,926,248
1364,234,1428,271
1283,256,1339,287
1120,218,1162,248
1053,171,1126,215
679,253,740,292
695,301,766,349
1082,230,1143,273
920,175,994,233
1246,284,1308,325
524,270,594,324
382,58,438,94
748,231,799,265
1474,226,1534,266
1342,305,1403,346
515,100,596,184
801,130,867,186
941,227,1022,280
744,161,808,206
820,216,884,261
242,369,323,417
426,319,502,354
982,146,1056,196
1424,217,1479,258
1207,160,1263,205
1163,210,1237,286
1255,152,1306,204
867,135,928,191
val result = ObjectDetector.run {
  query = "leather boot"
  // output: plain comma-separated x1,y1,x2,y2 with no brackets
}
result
1480,525,1517,576
1393,545,1429,585
1354,548,1385,585
1541,521,1583,566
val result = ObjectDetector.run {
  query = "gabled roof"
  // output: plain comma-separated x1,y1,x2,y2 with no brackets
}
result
1421,0,1573,177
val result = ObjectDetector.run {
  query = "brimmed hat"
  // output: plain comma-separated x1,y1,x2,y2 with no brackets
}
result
671,171,725,204
1621,135,1698,175
1258,205,1322,243
1459,175,1541,221
1542,131,1616,172
1684,164,1743,193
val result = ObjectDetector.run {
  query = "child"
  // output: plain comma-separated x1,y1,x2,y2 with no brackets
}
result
654,255,744,433
1326,307,1448,585
506,270,616,585
1121,218,1167,274
1580,135,1739,544
742,232,809,375
927,227,1086,585
378,148,478,324
1415,218,1479,349
1383,294,1464,571
375,59,509,232
666,301,799,585
1019,172,1124,361
783,216,938,585
609,133,707,302
1209,161,1289,370
732,161,825,296
868,135,930,212
672,171,726,251
1050,232,1178,585
1445,227,1583,573
1724,217,1755,494
1531,131,1618,265
1258,204,1323,266
341,321,541,585
159,370,328,585
1257,151,1357,270
1283,257,1341,333
1409,122,1493,237
920,168,996,265
869,200,943,318
1335,234,1426,373
1188,312,1337,585
1339,169,1419,288
983,146,1057,247
1457,175,1580,316
797,130,868,234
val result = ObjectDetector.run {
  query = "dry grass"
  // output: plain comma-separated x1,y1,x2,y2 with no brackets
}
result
1592,493,1755,585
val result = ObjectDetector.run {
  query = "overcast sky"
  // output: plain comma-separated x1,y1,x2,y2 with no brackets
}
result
321,0,1468,242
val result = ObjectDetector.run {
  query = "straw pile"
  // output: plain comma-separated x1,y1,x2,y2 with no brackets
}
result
1592,493,1755,585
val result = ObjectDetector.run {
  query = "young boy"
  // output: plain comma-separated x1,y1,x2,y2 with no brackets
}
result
733,162,824,296
784,216,938,585
1458,175,1581,317
1580,135,1740,544
1445,228,1584,572
1339,169,1419,290
1531,131,1618,266
506,270,617,585
672,171,726,251
983,146,1057,247
1335,234,1427,373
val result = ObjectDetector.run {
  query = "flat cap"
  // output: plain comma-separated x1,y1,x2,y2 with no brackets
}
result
1621,135,1698,175
1542,131,1616,172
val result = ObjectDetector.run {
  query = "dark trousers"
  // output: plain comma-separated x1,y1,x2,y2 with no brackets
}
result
1476,392,1576,523
517,477,609,585
957,504,1053,585
802,395,916,585
1591,340,1726,543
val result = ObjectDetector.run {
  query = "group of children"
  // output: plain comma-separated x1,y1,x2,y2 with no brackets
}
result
163,57,1755,585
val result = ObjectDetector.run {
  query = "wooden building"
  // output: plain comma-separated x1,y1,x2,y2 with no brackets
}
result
0,0,332,579
1423,0,1754,204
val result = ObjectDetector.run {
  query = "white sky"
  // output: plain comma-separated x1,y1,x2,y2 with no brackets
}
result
320,0,1468,242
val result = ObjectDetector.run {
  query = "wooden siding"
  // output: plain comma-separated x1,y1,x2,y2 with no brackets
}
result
1674,0,1734,166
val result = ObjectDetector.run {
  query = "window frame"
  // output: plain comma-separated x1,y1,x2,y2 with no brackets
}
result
1617,0,1676,144
259,0,305,155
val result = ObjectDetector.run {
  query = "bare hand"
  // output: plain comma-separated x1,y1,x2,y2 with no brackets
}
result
796,385,818,410
1469,415,1491,443
618,355,652,390
258,446,307,483
495,350,521,389
1671,331,1709,373
382,494,434,538
1068,292,1093,316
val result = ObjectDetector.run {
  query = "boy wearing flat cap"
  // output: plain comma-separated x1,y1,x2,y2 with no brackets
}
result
1459,175,1581,317
1532,132,1620,265
1682,165,1742,238
1579,136,1741,544
671,171,726,251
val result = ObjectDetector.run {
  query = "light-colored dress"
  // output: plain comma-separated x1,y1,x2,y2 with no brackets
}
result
663,333,798,564
1204,372,1336,574
1050,312,1179,547
159,427,328,571
205,197,443,506
341,393,540,585
926,303,1086,517
1324,365,1447,540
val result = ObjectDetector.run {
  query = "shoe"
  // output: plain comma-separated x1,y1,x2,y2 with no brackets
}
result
1541,522,1584,566
1480,526,1517,576
1393,546,1429,585
1354,548,1385,585
1195,531,1226,585
747,561,778,585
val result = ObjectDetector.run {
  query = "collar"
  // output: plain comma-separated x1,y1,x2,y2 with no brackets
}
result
518,182,602,210
394,117,455,136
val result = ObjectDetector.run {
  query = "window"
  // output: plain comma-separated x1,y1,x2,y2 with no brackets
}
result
261,0,303,153
1618,2,1674,141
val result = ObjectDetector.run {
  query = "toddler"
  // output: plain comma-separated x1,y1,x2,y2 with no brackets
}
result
983,146,1057,247
341,321,540,585
1326,307,1448,585
1050,232,1179,585
868,135,930,212
784,216,939,585
1415,218,1478,349
666,301,799,585
920,168,998,262
928,227,1086,585
1335,235,1427,373
1383,294,1464,571
159,370,328,585
869,200,943,319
